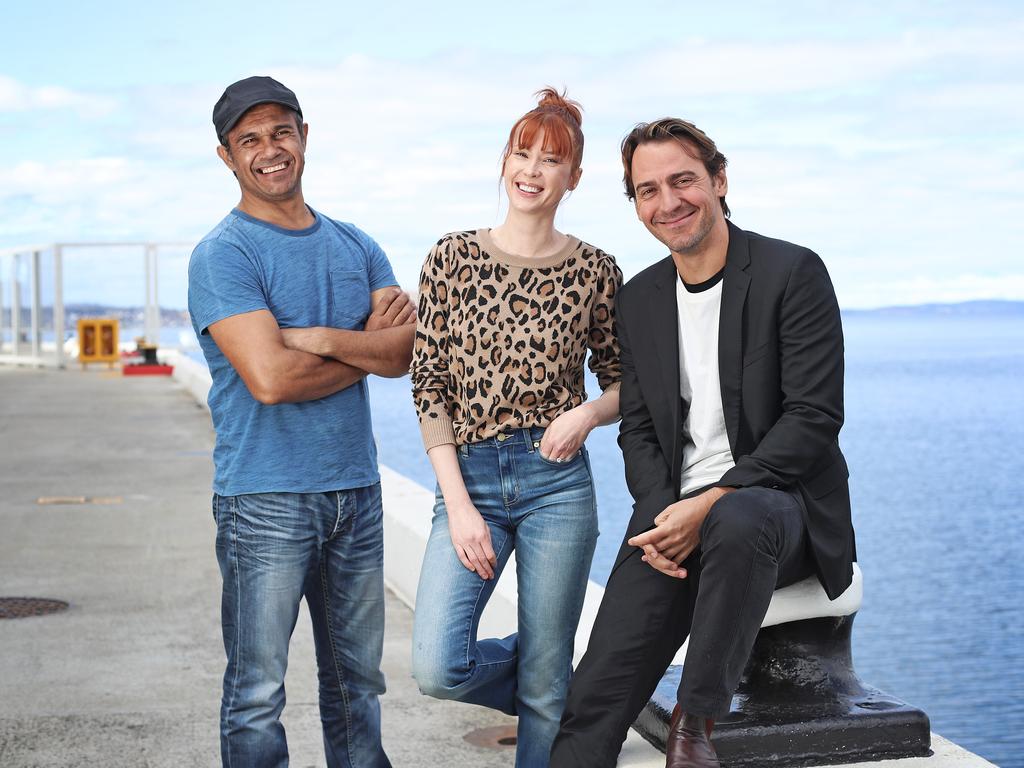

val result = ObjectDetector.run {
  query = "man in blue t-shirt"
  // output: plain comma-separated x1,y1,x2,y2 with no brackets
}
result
188,76,413,768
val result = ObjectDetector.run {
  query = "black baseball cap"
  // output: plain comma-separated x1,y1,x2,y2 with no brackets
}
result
213,76,303,143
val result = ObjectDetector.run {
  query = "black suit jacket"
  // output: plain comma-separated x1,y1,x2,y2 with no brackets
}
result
615,221,854,600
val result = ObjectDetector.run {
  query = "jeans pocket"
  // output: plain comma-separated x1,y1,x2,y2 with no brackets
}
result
536,446,584,468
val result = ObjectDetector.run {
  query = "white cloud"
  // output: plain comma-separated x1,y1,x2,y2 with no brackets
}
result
4,21,1024,307
5,158,132,197
0,75,116,116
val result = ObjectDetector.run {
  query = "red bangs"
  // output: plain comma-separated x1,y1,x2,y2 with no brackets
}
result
514,112,577,162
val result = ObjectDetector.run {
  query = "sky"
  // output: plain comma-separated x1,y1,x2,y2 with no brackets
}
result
2,0,1022,310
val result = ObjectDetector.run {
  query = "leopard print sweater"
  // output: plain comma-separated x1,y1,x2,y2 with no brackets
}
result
412,229,622,450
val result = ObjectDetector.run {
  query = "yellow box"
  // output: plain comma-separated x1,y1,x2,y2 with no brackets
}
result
77,318,120,368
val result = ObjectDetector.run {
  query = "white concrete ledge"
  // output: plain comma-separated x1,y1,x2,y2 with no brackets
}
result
162,349,212,410
764,564,862,628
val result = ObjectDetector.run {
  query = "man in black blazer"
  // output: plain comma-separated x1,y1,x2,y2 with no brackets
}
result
550,119,854,768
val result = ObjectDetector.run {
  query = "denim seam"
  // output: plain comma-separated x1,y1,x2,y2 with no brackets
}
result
503,449,519,508
472,657,519,669
581,449,601,536
319,548,356,767
462,530,516,673
331,490,344,539
223,495,241,768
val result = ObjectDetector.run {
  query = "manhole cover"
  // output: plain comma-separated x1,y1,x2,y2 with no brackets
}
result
464,725,517,749
0,598,70,619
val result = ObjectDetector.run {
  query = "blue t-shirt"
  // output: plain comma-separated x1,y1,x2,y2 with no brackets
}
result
188,208,398,496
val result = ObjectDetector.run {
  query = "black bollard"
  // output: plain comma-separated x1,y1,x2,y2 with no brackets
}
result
634,614,931,767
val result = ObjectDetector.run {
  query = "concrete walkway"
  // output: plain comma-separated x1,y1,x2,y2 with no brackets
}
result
0,366,996,767
0,366,514,768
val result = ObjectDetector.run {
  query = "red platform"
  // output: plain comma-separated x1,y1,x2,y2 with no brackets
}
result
123,364,174,376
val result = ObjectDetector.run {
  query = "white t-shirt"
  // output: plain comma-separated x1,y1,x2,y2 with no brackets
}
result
676,274,735,496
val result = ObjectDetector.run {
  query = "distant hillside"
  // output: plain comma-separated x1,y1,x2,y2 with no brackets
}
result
25,299,1022,328
61,303,189,329
842,300,1024,317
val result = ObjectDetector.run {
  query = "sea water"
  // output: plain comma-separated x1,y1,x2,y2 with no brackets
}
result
366,312,1024,768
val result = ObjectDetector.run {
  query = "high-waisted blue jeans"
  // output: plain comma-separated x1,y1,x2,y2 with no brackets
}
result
411,427,599,768
213,485,390,768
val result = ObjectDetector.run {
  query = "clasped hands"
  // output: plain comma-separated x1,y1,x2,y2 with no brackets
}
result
627,487,733,579
279,287,415,356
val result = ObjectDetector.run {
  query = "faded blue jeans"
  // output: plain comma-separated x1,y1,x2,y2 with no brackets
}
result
411,427,599,768
213,485,390,768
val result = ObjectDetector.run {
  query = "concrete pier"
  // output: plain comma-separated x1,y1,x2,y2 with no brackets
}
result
0,366,997,767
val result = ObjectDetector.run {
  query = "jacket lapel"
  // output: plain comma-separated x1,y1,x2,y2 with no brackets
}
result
650,257,683,494
719,221,750,457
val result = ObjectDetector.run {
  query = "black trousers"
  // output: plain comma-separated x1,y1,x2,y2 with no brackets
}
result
550,486,814,768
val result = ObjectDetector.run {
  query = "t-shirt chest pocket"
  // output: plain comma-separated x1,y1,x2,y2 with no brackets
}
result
330,269,371,329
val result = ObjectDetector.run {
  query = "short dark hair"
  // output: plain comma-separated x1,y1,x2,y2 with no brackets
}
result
620,118,730,216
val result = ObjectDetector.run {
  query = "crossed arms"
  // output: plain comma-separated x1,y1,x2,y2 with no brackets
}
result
208,287,415,405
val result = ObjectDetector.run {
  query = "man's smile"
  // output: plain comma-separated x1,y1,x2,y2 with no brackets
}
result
256,161,289,175
656,208,697,227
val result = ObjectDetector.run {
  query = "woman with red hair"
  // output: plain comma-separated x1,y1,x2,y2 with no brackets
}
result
410,88,622,766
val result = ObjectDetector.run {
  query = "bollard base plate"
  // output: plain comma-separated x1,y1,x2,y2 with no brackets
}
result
636,668,930,766
633,615,931,767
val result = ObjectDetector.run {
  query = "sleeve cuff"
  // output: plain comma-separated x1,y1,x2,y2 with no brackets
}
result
419,415,458,452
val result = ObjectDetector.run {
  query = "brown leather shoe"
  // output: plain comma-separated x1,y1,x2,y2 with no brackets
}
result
665,705,719,768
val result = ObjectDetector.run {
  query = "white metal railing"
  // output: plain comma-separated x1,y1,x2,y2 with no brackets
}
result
0,244,58,367
0,241,193,368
